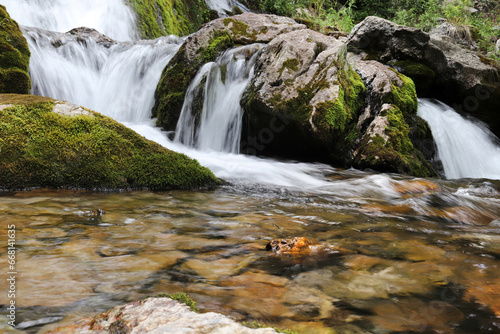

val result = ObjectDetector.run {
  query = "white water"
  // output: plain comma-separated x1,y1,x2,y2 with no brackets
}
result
24,27,182,123
418,99,500,180
175,44,262,153
205,0,249,15
0,0,137,41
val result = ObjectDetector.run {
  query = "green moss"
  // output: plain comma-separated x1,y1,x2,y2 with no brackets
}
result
0,94,221,190
279,58,299,75
390,60,436,95
129,0,210,39
154,292,198,312
354,105,434,176
200,32,234,62
0,5,30,94
383,70,418,115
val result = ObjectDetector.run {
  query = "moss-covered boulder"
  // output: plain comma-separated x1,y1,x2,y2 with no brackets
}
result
0,5,31,94
152,13,306,131
0,94,221,191
153,13,435,177
128,0,210,39
347,16,500,138
241,29,365,165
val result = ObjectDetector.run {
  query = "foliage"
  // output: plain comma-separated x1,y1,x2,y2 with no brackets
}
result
0,94,221,191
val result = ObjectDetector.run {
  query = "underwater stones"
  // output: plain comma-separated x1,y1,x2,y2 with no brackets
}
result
47,297,280,333
265,237,343,255
0,94,220,190
0,5,31,94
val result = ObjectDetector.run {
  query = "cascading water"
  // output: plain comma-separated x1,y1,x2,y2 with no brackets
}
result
0,0,138,41
24,27,183,124
418,98,500,180
174,44,262,153
205,0,249,15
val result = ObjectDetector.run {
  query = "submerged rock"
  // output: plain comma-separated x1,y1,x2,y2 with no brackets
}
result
0,94,221,190
347,15,500,138
47,297,279,333
0,5,31,94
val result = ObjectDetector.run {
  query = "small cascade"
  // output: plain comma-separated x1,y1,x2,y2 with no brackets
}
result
174,44,262,153
418,99,500,180
205,0,249,15
1,0,138,41
24,27,183,123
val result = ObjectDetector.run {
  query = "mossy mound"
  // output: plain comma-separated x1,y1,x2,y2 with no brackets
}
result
0,94,221,191
0,5,31,94
353,104,435,177
128,0,210,39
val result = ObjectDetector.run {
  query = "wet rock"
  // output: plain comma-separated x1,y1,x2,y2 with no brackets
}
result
68,27,116,47
390,178,441,197
46,297,280,333
465,283,500,317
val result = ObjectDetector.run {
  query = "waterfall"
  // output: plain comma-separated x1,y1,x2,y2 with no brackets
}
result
24,27,183,123
174,44,262,153
418,99,500,180
205,0,250,15
1,0,138,41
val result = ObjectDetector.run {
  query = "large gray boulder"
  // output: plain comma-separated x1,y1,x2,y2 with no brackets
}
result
47,297,279,333
347,16,500,137
153,13,436,176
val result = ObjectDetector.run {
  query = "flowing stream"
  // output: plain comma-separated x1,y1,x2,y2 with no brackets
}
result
1,1,500,333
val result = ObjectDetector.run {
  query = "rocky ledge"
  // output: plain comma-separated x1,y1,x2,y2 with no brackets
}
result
47,297,279,334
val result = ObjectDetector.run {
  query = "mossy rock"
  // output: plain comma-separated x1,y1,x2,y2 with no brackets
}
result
389,60,436,96
0,5,31,94
128,0,210,39
0,94,221,191
353,105,435,177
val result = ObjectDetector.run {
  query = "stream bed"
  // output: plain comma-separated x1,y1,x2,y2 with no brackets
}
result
1,170,499,333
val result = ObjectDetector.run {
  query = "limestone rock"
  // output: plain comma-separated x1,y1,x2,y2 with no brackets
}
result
47,297,280,333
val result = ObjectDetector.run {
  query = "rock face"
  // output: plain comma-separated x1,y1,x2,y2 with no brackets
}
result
0,5,31,94
0,94,221,190
154,13,436,176
347,16,500,138
128,0,210,39
47,297,279,334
